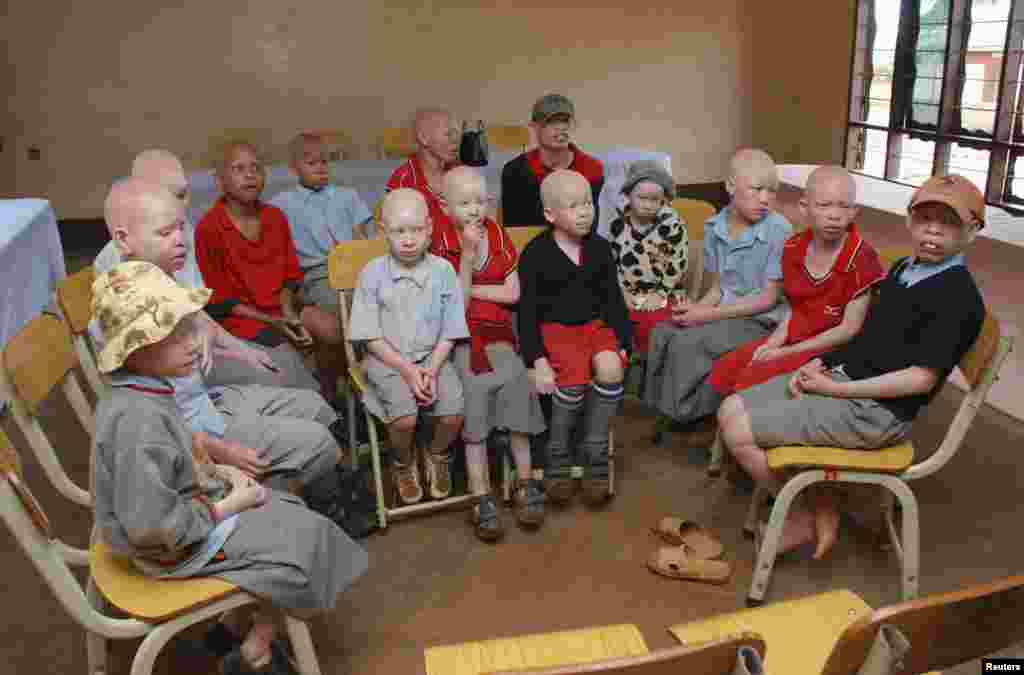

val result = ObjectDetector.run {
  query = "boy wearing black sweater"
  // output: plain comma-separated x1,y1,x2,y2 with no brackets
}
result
719,175,986,559
518,169,632,506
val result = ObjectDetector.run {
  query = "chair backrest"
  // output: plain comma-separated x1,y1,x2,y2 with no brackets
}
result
0,427,150,639
1,313,94,507
56,266,108,398
313,129,353,161
507,226,547,254
877,245,914,271
486,633,765,675
377,127,417,160
905,309,1012,481
487,124,530,153
821,574,1024,675
328,238,392,368
671,198,715,300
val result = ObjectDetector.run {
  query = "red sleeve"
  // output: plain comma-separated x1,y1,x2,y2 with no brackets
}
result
272,209,303,285
850,244,886,298
194,217,238,309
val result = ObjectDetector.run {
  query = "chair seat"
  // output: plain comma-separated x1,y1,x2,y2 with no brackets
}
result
767,442,914,474
90,542,240,622
670,589,872,675
424,623,648,675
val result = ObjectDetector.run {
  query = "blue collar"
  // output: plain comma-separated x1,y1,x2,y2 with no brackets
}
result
709,206,774,244
898,253,966,287
108,372,175,394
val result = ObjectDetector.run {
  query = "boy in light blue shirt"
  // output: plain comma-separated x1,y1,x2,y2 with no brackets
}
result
644,148,791,442
270,132,373,314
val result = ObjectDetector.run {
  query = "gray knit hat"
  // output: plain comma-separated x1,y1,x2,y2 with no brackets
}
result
621,160,676,200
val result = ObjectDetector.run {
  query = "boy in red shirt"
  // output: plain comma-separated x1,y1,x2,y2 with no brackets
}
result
433,166,546,540
709,166,884,395
195,142,344,402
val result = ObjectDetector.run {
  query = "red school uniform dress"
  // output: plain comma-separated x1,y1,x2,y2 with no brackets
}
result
431,215,519,374
194,198,304,341
386,155,451,237
709,223,885,395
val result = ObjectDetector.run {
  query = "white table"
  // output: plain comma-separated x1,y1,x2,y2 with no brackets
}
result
778,164,1024,247
183,149,672,231
0,199,66,346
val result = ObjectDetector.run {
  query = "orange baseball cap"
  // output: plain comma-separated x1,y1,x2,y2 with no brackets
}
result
908,174,985,230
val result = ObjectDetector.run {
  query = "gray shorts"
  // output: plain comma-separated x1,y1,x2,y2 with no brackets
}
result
302,266,340,314
738,370,911,450
452,342,546,442
362,354,464,423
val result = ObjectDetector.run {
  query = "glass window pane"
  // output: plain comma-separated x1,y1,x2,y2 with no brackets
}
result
847,127,889,178
961,0,1009,136
948,143,991,193
892,134,936,185
909,0,950,129
1010,154,1024,198
868,73,894,124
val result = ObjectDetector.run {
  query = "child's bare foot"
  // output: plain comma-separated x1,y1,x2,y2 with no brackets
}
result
813,501,840,560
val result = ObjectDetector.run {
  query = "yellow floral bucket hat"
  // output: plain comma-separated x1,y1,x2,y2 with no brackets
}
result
91,261,211,373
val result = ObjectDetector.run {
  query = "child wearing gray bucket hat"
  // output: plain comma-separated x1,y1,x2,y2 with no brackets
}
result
607,159,689,356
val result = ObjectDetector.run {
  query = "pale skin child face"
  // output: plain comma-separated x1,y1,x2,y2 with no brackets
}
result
444,170,487,236
543,171,594,241
731,170,778,225
800,172,858,244
627,180,667,223
906,203,977,265
123,314,202,379
533,113,574,152
218,145,266,206
292,141,330,190
381,189,432,266
113,190,189,275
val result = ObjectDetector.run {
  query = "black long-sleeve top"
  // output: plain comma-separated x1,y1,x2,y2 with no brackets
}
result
516,229,632,366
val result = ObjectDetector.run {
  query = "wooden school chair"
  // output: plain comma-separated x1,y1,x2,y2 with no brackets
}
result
56,265,108,398
0,427,324,675
424,621,764,675
820,573,1024,675
498,225,617,501
486,124,530,154
328,238,478,529
0,313,95,509
744,309,1012,606
376,126,417,160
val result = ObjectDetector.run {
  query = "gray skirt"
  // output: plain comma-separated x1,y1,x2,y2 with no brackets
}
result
739,370,912,450
207,491,369,614
453,342,546,442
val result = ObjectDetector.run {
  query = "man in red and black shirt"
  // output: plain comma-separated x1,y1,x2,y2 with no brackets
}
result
501,94,604,227
385,107,461,233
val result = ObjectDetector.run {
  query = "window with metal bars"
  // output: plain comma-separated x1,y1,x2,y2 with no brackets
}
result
845,0,1024,207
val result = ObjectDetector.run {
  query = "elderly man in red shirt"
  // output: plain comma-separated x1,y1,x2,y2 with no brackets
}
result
385,107,461,232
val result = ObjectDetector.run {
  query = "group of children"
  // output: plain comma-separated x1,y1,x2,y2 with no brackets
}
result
87,90,988,673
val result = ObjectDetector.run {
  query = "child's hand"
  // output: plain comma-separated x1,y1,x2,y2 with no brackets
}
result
462,221,484,259
208,439,270,479
752,344,786,362
529,360,557,396
401,365,434,405
277,318,313,347
229,481,269,513
796,369,838,396
672,304,715,327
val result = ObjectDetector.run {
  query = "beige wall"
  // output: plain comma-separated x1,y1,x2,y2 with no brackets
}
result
3,1,753,219
749,1,856,166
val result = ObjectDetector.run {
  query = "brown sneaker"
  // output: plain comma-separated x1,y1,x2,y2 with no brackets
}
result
514,478,546,527
423,449,453,500
391,460,423,505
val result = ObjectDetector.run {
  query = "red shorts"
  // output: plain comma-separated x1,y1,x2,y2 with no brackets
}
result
541,320,627,387
709,336,829,395
629,307,673,354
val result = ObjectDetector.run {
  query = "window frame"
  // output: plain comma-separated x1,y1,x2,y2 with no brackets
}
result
844,0,1024,212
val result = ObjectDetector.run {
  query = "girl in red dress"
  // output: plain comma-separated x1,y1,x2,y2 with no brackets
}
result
709,166,885,396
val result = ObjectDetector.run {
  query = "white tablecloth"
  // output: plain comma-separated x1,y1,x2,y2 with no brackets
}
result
0,199,66,346
183,149,672,231
778,164,1024,246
